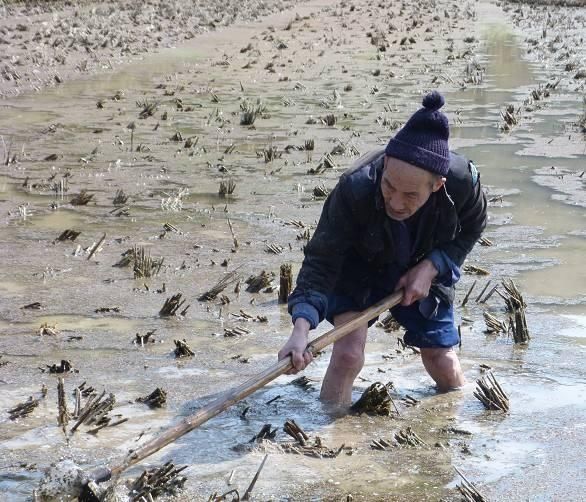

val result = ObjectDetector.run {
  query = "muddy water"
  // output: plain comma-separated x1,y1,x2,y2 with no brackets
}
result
1,0,586,500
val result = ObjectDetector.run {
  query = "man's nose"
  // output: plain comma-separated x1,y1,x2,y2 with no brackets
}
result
390,199,405,211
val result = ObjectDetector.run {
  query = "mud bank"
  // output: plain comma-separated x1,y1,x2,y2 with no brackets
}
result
0,0,306,98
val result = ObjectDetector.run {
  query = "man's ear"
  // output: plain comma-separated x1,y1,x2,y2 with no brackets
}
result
431,176,446,193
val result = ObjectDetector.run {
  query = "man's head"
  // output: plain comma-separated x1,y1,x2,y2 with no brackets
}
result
381,90,451,220
381,156,445,220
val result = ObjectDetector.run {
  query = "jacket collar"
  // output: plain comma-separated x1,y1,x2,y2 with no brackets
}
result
373,153,386,212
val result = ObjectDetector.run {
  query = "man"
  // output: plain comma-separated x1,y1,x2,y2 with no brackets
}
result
277,91,487,406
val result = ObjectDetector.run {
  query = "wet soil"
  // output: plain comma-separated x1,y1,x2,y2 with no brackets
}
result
0,0,304,98
1,0,585,500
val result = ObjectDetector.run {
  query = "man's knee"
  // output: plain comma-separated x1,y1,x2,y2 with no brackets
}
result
420,347,464,390
331,345,365,371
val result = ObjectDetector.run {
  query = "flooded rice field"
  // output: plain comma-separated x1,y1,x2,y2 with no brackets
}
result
1,0,585,500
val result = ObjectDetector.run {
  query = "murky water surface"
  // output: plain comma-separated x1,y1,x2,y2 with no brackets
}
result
1,0,585,500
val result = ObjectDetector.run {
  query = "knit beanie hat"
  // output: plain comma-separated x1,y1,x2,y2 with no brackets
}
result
385,91,450,176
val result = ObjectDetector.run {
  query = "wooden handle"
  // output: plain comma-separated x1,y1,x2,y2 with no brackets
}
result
109,290,403,476
308,290,403,354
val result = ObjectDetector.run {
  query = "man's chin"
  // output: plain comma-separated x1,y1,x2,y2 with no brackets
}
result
386,210,410,221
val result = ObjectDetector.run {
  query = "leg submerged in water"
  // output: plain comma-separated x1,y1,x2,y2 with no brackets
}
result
420,347,465,391
320,312,368,407
393,296,464,392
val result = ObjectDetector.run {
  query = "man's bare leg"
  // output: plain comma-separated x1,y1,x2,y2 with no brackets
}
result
420,347,465,391
320,312,368,406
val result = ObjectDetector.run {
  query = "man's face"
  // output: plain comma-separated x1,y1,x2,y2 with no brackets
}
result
380,156,445,221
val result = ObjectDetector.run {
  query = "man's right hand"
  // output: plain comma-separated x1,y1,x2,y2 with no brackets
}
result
278,318,313,374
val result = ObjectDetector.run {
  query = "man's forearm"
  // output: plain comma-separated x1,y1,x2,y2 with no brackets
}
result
289,298,322,330
293,317,311,333
420,257,439,276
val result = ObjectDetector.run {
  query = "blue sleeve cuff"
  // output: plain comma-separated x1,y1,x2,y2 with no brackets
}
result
291,303,320,330
427,249,461,286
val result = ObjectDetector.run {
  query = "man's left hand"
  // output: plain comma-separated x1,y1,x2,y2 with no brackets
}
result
395,259,439,306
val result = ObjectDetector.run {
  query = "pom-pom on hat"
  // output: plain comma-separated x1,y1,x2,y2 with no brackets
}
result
385,91,450,176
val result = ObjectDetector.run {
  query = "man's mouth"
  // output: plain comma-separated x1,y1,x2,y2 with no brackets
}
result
388,208,407,218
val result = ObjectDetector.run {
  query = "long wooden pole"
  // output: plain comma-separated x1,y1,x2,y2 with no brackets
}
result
96,290,404,480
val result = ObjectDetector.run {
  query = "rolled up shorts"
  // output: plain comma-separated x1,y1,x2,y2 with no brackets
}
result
325,289,459,349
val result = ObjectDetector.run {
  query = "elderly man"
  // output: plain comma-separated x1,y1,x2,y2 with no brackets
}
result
278,91,487,406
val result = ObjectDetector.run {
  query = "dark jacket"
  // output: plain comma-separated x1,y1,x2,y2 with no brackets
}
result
288,148,487,329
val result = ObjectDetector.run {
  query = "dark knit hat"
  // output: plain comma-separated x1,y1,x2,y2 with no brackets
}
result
385,91,450,176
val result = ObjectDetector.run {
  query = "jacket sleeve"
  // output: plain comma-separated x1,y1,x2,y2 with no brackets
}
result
427,248,461,287
438,163,488,267
288,175,357,329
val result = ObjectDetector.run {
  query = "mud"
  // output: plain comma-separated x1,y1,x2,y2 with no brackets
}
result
1,0,586,500
0,0,305,98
